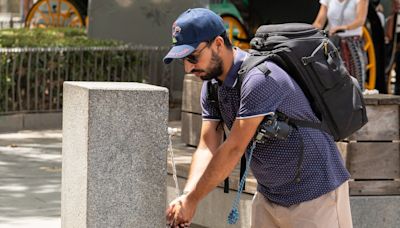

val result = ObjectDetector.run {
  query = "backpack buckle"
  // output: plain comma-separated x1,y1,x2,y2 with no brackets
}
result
301,56,313,65
323,41,329,56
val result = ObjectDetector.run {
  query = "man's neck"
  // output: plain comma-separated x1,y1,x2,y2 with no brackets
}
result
218,47,236,82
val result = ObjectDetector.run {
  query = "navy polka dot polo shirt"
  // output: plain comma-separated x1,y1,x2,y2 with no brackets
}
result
201,48,350,207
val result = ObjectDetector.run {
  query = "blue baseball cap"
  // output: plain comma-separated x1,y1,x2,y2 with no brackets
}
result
163,8,225,64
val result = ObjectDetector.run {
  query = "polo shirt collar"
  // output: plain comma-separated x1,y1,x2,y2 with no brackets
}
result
222,47,248,88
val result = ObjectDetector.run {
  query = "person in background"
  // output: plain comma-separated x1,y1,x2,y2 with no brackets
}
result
385,0,400,94
376,3,386,27
313,0,369,91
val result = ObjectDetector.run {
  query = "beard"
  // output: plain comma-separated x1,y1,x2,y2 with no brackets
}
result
198,51,223,81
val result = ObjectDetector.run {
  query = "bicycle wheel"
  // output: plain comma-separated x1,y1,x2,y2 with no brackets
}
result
362,26,376,90
25,0,86,28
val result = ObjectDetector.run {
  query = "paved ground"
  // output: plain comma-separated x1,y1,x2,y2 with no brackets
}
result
0,130,62,228
0,127,206,228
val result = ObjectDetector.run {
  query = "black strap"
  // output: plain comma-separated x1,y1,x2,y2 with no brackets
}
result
300,39,341,71
302,49,340,70
237,54,272,92
222,129,230,193
293,125,304,183
224,178,230,193
288,117,331,135
238,55,271,78
207,81,219,104
275,111,328,183
256,63,271,75
239,155,246,190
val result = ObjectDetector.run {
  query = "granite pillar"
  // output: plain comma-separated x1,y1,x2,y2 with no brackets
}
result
61,82,168,228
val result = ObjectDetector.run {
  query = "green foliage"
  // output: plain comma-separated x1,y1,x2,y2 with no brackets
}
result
0,28,155,113
0,49,149,112
0,28,123,48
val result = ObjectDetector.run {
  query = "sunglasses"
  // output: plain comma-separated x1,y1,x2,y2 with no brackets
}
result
182,41,209,64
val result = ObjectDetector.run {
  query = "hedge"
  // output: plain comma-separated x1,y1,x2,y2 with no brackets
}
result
0,28,162,113
0,28,123,48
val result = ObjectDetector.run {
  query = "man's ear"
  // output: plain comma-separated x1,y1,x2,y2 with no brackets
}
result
214,36,224,50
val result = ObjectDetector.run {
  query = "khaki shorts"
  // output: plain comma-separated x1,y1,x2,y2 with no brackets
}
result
251,181,353,228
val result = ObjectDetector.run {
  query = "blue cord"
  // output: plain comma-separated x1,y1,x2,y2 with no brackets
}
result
227,141,257,224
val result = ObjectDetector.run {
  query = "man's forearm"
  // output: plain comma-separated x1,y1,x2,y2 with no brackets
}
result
187,141,244,203
186,117,262,203
183,148,214,193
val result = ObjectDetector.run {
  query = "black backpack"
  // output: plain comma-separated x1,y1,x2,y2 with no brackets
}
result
238,23,368,141
210,23,368,193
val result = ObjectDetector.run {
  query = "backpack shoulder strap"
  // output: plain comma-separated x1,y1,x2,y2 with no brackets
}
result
287,118,330,134
237,53,272,90
238,54,271,77
207,80,219,105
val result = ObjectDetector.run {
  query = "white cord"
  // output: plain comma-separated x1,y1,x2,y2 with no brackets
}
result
168,127,180,197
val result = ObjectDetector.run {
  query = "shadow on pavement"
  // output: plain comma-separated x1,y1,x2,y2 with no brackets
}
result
0,130,62,225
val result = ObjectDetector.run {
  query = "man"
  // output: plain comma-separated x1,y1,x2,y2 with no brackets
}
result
164,8,352,228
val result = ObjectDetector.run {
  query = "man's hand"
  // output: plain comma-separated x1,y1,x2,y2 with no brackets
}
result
166,193,198,227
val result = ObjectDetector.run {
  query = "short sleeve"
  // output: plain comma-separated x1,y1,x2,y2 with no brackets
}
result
237,62,292,119
201,81,221,121
320,0,329,6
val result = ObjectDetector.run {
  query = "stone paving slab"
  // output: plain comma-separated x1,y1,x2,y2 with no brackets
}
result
0,130,62,228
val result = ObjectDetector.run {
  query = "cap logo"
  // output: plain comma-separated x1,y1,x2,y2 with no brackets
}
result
172,22,181,44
